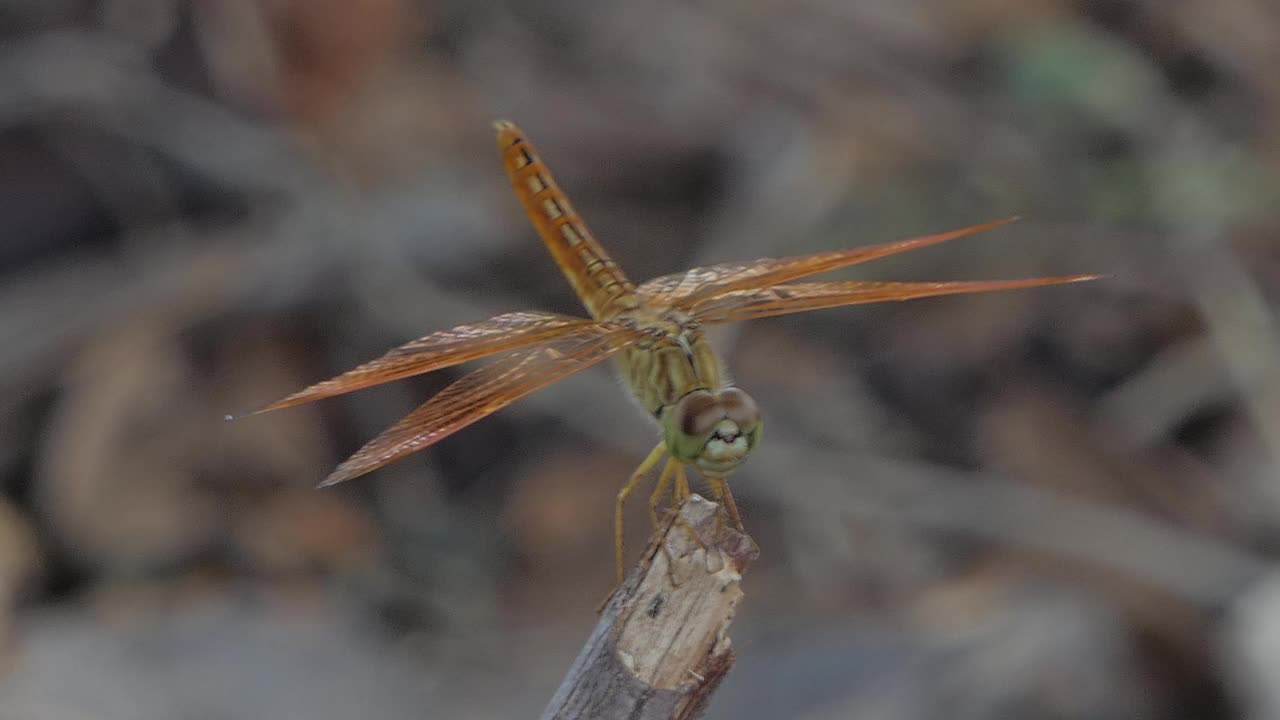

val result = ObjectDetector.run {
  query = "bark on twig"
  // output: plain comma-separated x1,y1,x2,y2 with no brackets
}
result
541,494,759,720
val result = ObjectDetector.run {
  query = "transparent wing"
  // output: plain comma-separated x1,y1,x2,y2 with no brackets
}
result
638,259,774,299
318,323,642,486
689,276,1099,325
256,311,599,414
639,218,1019,307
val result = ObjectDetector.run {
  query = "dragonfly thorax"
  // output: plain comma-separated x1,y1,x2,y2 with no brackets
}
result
616,309,723,415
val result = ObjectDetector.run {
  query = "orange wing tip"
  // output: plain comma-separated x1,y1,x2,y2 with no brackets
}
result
318,461,364,488
1030,274,1102,285
317,449,385,487
952,216,1020,235
928,215,1020,241
250,400,291,415
994,274,1102,287
224,395,307,421
316,473,350,489
246,391,317,416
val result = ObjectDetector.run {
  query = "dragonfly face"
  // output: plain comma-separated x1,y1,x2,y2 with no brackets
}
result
663,387,763,475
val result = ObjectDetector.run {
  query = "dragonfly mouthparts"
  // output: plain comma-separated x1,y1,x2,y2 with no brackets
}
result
711,424,741,441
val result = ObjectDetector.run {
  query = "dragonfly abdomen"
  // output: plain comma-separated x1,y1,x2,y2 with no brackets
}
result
495,121,638,320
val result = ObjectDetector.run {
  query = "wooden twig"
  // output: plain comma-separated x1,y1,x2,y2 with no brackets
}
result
541,494,759,720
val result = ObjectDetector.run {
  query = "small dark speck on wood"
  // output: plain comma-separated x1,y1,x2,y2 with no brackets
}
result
540,494,759,720
646,593,665,618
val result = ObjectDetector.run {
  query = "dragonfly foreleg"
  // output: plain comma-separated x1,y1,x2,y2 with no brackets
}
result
707,475,744,530
648,457,681,528
615,442,667,585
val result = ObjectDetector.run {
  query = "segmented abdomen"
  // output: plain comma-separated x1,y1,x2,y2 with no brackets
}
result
495,122,637,320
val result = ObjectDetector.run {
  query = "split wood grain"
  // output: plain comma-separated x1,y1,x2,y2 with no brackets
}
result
541,494,759,720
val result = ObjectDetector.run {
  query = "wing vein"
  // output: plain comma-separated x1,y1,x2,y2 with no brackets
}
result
638,218,1020,305
319,326,641,486
255,311,600,413
691,276,1099,325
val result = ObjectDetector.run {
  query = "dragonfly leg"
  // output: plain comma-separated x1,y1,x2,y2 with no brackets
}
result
648,457,680,528
616,442,666,585
708,475,744,530
675,464,691,503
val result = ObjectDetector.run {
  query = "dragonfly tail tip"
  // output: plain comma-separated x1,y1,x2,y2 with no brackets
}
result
493,120,523,147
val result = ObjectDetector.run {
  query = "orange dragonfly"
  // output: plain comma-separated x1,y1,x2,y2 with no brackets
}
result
256,121,1096,583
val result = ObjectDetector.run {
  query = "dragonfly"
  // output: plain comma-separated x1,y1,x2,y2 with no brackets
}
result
255,121,1096,584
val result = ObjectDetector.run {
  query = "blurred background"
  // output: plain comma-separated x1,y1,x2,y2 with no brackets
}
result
1,1,1279,717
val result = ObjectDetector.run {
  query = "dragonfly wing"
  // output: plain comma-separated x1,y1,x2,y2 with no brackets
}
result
638,259,768,300
318,323,642,486
689,276,1099,325
256,311,599,413
638,218,1020,307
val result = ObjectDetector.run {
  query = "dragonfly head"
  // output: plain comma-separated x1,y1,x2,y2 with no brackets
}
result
663,387,763,474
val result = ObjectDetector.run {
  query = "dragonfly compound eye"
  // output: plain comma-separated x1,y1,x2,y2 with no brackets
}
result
674,390,721,437
717,387,760,430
